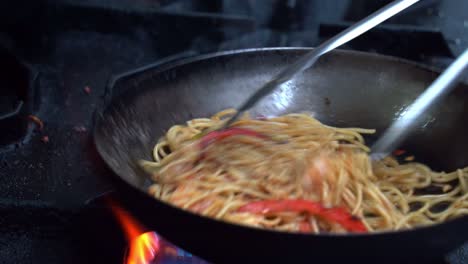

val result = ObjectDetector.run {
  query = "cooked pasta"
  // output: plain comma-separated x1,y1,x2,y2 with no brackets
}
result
140,109,468,234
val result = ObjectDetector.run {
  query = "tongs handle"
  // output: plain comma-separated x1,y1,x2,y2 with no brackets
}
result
224,0,419,128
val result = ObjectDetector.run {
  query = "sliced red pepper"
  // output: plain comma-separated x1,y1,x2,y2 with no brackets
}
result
237,199,367,233
199,127,266,148
299,220,312,233
393,149,406,156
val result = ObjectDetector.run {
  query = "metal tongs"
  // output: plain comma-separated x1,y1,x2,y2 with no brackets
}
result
371,48,468,159
223,0,420,127
221,0,468,160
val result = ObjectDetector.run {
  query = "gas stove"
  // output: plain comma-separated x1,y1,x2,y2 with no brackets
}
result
1,1,467,263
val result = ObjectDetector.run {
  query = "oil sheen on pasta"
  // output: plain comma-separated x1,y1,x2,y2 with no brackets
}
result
140,109,468,234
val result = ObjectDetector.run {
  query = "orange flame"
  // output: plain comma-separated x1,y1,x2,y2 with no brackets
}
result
109,201,160,264
126,232,160,264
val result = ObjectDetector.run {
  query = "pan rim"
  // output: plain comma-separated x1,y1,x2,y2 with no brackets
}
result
94,47,468,239
107,47,464,87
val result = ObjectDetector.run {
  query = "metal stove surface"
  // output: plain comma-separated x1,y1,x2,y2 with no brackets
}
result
0,1,467,263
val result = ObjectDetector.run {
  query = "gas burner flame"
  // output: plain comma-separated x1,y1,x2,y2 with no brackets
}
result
126,232,160,264
108,201,160,264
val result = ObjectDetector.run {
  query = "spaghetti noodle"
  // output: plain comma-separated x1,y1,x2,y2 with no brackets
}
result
141,109,468,233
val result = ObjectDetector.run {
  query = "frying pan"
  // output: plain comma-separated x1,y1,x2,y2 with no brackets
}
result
94,48,468,263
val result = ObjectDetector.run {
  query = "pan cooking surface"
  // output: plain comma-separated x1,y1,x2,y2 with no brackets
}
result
96,48,468,189
94,48,468,263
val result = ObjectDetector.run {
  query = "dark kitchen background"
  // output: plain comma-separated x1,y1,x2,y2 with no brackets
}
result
1,0,467,263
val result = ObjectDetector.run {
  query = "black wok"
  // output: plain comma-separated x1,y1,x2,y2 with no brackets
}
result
94,48,468,263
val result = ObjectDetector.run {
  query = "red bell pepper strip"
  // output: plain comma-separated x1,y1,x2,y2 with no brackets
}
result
237,199,367,233
299,220,312,233
199,127,266,148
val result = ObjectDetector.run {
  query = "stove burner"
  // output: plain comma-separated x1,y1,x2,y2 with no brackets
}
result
82,192,208,264
123,231,208,264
